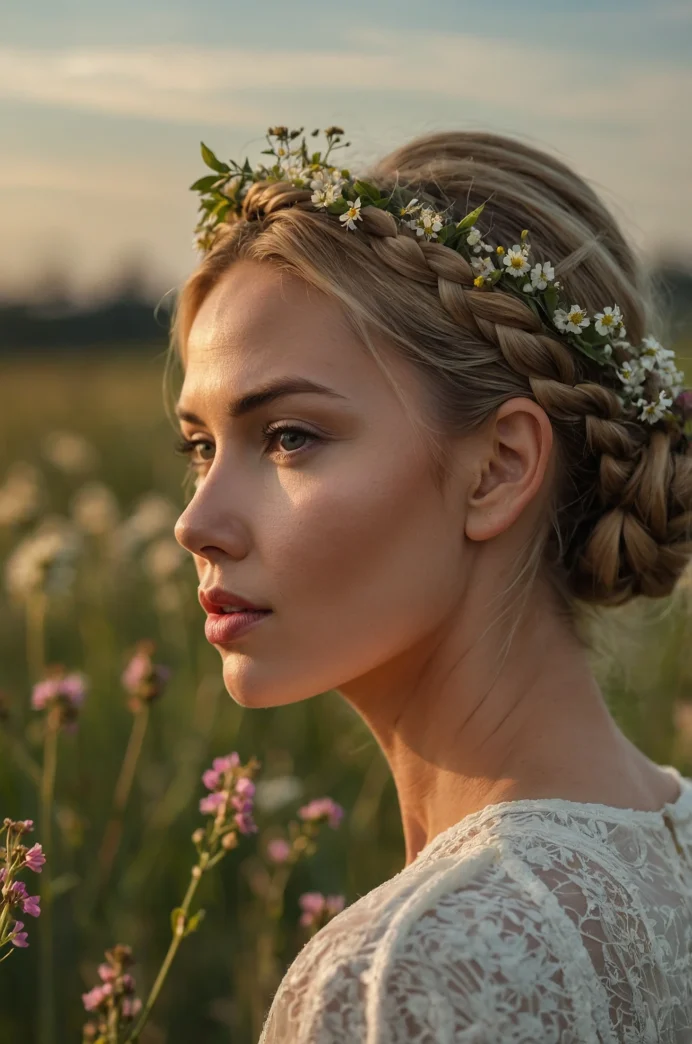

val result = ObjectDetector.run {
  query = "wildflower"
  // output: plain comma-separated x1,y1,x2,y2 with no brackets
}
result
198,753,258,834
496,246,505,256
553,305,590,335
70,481,120,537
267,838,291,864
640,335,676,372
309,168,344,209
312,183,341,208
339,197,362,231
636,389,673,424
530,262,555,290
10,920,29,948
23,843,46,873
41,431,99,475
4,517,82,604
31,667,87,731
616,359,645,396
399,197,420,220
593,304,624,338
219,174,243,198
199,791,226,816
410,206,445,241
0,462,44,528
471,256,496,278
121,640,171,708
466,226,482,247
503,245,531,278
298,797,344,830
298,891,346,928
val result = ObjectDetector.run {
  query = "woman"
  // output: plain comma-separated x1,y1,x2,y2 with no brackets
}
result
171,127,692,1042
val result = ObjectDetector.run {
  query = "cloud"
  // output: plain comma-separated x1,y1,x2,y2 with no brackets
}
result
0,31,688,129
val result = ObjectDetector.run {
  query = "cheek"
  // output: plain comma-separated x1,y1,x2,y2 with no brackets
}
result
228,444,465,702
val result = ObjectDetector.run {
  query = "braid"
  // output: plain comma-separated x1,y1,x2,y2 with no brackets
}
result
187,133,692,609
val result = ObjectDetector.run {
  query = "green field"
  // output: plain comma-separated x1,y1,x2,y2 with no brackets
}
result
1,351,691,1043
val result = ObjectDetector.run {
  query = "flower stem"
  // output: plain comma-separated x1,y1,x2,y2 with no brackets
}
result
38,714,59,1044
95,706,150,897
123,852,209,1043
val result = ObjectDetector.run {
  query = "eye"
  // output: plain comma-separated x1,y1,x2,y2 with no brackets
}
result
261,422,320,458
174,436,215,469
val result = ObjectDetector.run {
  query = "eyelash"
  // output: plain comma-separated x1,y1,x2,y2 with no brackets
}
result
174,422,320,470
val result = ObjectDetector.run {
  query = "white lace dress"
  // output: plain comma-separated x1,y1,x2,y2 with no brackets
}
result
257,764,692,1044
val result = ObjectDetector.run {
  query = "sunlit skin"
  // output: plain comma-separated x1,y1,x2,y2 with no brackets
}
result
174,258,680,866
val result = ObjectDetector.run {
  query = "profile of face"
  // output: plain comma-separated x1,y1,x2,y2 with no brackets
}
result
174,259,549,710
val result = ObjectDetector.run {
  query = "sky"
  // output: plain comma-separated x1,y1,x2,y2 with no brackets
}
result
2,0,691,301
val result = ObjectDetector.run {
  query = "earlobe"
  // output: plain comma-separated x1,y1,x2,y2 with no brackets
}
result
465,399,553,543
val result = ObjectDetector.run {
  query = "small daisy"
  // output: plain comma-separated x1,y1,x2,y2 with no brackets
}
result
399,197,421,221
309,169,344,193
616,359,644,392
279,156,306,180
640,335,676,372
467,226,493,252
339,197,363,231
503,245,531,278
636,389,673,424
411,206,444,240
471,256,496,278
530,262,555,290
553,305,590,335
311,183,341,209
593,305,624,338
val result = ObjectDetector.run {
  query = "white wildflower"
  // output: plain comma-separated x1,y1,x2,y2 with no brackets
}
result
657,360,685,398
143,537,186,583
311,183,341,209
309,168,344,193
636,389,673,424
0,462,45,528
553,305,590,335
278,156,306,181
70,481,120,536
639,335,676,372
411,206,445,240
219,175,243,198
42,431,99,476
339,197,362,231
399,198,421,223
616,360,645,394
471,256,496,278
530,262,555,290
594,304,624,338
503,245,531,278
5,516,83,604
466,226,482,247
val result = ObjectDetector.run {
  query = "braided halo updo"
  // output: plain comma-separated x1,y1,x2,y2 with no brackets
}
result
171,130,692,610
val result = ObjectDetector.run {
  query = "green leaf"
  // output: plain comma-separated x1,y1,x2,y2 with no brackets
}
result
190,174,223,192
456,203,486,232
242,157,253,175
311,151,322,164
200,142,230,174
371,198,391,209
541,286,559,317
326,197,350,215
353,180,381,201
184,909,206,936
573,341,610,367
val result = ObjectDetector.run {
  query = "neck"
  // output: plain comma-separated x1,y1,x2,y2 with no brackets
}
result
337,589,632,866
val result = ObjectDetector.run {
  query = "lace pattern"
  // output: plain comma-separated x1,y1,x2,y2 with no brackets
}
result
258,766,692,1043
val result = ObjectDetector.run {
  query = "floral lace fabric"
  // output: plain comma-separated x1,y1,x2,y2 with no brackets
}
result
258,765,692,1044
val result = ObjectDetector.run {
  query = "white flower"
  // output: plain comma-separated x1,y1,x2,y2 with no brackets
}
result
278,156,306,181
5,516,83,604
593,304,624,337
0,462,44,528
411,206,444,240
636,389,673,424
530,262,555,290
399,198,421,222
639,335,676,372
311,183,341,209
219,175,243,198
466,226,482,247
657,360,685,397
471,256,496,278
616,359,645,394
339,197,362,231
553,304,590,334
503,245,531,278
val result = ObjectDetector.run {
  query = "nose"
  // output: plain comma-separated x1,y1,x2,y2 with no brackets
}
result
174,486,248,563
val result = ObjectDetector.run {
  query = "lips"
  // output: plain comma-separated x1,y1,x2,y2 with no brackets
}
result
199,587,269,615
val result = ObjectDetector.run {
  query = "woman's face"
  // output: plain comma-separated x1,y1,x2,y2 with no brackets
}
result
174,258,472,708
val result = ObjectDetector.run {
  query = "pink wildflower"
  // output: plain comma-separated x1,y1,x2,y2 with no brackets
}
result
199,791,226,815
31,672,87,711
19,820,34,832
234,811,257,835
23,843,46,872
97,962,116,983
10,921,29,948
121,996,142,1018
298,891,345,927
82,982,113,1011
202,768,221,791
212,753,240,774
298,797,344,830
21,893,41,918
121,641,171,705
235,776,255,798
267,838,291,864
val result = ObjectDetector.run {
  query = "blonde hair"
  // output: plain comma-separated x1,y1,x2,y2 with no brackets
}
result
167,129,692,611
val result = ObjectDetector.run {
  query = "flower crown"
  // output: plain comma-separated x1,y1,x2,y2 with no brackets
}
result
190,125,690,436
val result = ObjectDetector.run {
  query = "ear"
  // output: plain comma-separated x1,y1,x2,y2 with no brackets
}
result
465,397,553,543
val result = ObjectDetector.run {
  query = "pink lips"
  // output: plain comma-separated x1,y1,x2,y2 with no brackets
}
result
204,609,271,645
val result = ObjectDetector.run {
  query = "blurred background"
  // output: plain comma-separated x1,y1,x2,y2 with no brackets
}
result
1,1,692,1041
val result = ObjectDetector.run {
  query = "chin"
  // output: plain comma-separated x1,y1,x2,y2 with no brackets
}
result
219,658,307,709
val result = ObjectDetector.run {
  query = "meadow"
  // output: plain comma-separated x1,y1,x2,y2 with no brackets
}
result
1,348,692,1043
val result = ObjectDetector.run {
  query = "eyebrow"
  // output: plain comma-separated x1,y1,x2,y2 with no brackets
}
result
175,376,349,425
